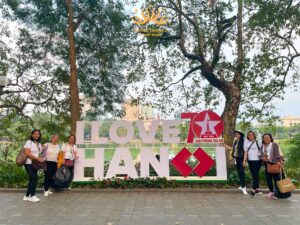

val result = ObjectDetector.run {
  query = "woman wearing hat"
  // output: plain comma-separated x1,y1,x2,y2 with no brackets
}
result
224,130,247,195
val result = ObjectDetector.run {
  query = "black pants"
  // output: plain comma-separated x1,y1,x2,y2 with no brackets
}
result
44,161,57,191
68,166,74,182
235,157,246,188
248,160,261,190
24,164,38,197
265,163,280,192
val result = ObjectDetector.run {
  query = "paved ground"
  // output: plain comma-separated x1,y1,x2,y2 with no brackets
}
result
0,191,299,225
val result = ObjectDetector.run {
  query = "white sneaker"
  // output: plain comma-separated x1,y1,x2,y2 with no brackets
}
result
44,191,49,197
48,190,53,194
28,196,40,202
23,196,30,201
237,186,242,190
241,188,248,195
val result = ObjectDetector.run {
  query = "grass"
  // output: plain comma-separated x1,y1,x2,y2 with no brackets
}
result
277,139,292,155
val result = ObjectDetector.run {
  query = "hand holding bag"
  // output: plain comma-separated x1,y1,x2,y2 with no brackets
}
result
32,143,47,171
32,159,47,171
277,170,296,193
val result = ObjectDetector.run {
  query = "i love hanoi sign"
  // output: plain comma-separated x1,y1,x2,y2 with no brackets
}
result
73,111,227,181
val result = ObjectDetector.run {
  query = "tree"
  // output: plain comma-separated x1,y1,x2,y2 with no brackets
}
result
129,0,244,146
2,0,132,133
242,0,300,120
0,22,69,125
128,0,300,147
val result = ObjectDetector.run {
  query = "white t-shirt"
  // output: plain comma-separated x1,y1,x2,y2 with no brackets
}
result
24,140,42,164
262,143,274,161
61,143,77,160
45,143,61,162
244,140,261,161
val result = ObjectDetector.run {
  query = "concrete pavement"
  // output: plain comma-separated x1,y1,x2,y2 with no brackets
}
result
0,191,299,225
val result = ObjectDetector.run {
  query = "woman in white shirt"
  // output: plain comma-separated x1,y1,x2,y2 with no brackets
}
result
23,130,45,203
61,134,79,187
43,134,61,196
243,131,262,197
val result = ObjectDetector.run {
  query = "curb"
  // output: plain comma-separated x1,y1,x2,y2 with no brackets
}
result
1,188,300,193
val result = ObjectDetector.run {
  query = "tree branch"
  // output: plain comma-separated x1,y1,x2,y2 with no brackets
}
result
162,65,202,91
177,6,201,61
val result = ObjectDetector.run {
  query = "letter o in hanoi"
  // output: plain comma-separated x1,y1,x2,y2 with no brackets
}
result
109,120,134,144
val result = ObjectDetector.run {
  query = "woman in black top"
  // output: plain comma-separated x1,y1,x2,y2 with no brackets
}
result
226,130,247,195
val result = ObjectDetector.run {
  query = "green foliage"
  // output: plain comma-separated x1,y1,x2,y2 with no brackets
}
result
227,167,252,185
241,0,300,121
71,177,179,189
1,0,134,120
285,133,300,182
0,160,28,188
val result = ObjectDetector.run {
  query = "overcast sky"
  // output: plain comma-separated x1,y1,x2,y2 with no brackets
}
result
274,91,300,117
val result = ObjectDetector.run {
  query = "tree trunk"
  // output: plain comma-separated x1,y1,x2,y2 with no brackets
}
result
222,0,243,165
66,0,80,135
221,83,241,167
221,84,241,145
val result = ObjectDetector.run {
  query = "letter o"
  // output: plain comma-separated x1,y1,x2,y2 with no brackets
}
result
109,120,134,144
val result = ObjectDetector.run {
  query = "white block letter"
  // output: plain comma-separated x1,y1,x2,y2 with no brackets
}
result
140,147,169,177
105,148,138,179
76,121,85,144
136,120,159,144
109,120,134,144
73,148,104,181
162,120,180,143
91,121,108,144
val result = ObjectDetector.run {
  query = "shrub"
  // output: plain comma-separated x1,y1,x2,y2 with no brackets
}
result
0,160,28,188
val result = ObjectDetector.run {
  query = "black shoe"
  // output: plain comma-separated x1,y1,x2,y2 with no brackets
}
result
255,189,263,195
250,191,256,198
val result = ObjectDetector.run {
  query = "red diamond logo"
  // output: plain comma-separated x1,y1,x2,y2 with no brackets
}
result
171,147,215,177
170,147,193,176
193,148,215,177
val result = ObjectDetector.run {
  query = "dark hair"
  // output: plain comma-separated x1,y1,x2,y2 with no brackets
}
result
30,129,41,142
237,134,244,145
232,134,245,158
247,131,256,141
262,133,274,144
67,134,76,144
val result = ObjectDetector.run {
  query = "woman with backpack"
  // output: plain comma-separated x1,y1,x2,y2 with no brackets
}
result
23,130,45,202
260,133,284,200
243,131,262,197
43,134,61,196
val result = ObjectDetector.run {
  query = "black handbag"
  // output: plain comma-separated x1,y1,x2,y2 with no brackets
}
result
31,142,47,171
53,166,71,188
32,159,47,171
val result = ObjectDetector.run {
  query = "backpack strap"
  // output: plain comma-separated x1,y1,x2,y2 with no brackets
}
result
255,140,260,151
247,141,255,151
